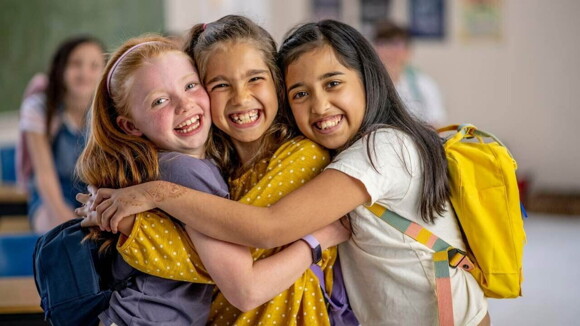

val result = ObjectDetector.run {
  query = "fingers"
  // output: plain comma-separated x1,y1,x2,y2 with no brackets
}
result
88,184,98,196
74,204,90,218
76,193,90,205
80,212,99,228
110,211,125,234
95,200,114,231
101,203,117,233
91,188,112,210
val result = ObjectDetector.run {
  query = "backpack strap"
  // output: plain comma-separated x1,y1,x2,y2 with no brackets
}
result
366,203,474,326
310,261,345,313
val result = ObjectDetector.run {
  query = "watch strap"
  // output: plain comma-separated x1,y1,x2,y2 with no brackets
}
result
301,234,322,265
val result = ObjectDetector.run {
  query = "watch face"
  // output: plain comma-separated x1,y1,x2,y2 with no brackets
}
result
313,244,322,264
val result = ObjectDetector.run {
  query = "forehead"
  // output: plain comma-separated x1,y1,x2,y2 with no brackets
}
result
134,51,195,81
127,51,196,96
286,45,346,80
205,42,269,73
68,42,103,60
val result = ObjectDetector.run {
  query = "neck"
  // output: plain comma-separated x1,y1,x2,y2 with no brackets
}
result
232,138,262,166
63,94,91,129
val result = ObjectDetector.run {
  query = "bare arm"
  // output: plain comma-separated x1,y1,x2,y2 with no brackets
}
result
79,190,350,311
186,219,347,311
93,168,369,248
25,131,75,222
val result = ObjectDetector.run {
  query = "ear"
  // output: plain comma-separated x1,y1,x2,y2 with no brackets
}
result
116,115,143,136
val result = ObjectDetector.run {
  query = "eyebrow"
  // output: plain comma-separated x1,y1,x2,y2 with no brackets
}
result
286,71,344,93
180,72,198,82
205,69,269,85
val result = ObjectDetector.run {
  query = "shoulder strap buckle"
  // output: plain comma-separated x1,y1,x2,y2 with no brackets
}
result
448,248,474,271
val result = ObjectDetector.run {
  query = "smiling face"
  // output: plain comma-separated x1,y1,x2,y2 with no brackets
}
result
64,42,105,100
285,45,366,150
203,41,278,152
118,51,211,158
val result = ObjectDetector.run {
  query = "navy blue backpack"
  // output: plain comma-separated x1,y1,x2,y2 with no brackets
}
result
32,218,125,326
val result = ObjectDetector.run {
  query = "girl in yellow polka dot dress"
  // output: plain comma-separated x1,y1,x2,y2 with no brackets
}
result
80,16,349,326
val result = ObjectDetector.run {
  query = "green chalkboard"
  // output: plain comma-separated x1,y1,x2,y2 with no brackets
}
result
0,0,165,113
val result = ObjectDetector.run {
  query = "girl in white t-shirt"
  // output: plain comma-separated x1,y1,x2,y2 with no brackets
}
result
84,20,489,326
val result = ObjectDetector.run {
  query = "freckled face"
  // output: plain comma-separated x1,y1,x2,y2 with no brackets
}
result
285,45,366,149
204,42,278,149
122,51,211,158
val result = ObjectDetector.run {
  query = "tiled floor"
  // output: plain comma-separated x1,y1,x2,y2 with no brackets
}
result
487,213,580,326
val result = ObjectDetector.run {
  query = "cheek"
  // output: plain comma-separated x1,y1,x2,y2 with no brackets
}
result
196,93,211,116
209,94,225,117
291,106,310,131
258,85,279,114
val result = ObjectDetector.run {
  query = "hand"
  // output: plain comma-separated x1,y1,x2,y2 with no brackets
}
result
76,185,99,228
312,217,351,250
89,183,155,233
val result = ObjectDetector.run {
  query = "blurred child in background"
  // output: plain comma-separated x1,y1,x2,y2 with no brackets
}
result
18,35,105,233
374,20,446,127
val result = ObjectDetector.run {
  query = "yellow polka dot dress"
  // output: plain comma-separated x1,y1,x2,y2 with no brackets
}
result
208,137,336,326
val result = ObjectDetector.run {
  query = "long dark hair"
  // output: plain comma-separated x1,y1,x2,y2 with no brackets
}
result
45,35,105,137
278,20,449,223
183,15,296,178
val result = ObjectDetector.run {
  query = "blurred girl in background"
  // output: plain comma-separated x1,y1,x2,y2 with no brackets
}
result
18,35,105,233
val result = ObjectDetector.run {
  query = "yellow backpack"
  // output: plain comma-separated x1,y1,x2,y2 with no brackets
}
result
367,124,526,326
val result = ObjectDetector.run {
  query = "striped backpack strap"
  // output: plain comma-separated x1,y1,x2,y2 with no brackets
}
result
366,204,474,326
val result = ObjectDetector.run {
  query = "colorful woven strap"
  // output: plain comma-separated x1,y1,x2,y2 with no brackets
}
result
366,203,474,326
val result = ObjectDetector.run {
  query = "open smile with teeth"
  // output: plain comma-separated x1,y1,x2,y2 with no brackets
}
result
315,115,343,130
230,109,260,125
174,115,201,134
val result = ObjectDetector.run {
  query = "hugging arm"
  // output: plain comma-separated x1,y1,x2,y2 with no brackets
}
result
94,168,369,248
186,221,345,311
112,210,347,311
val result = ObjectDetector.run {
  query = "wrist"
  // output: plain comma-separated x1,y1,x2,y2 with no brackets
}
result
299,234,322,265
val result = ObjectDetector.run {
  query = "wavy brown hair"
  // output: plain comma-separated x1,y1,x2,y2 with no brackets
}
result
183,15,297,178
76,35,183,251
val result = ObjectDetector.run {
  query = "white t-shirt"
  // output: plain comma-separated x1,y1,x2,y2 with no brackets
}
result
326,128,487,326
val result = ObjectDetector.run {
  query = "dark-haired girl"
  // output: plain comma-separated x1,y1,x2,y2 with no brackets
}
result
19,35,105,233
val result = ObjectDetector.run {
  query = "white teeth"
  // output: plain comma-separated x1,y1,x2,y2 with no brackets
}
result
176,115,200,129
175,115,201,133
316,116,342,130
230,109,259,125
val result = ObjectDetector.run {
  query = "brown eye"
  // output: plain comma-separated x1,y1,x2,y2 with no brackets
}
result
292,91,308,100
327,80,341,88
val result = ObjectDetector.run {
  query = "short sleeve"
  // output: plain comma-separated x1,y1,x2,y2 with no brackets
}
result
117,211,213,283
19,93,47,134
159,153,229,198
326,129,417,205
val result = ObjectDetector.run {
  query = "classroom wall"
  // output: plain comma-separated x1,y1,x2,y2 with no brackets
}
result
394,0,580,191
0,0,165,116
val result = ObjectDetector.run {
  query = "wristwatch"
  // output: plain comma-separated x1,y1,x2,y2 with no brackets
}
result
300,234,322,265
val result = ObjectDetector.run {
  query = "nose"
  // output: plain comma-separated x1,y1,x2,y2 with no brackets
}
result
231,85,251,106
176,96,193,115
310,91,330,116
